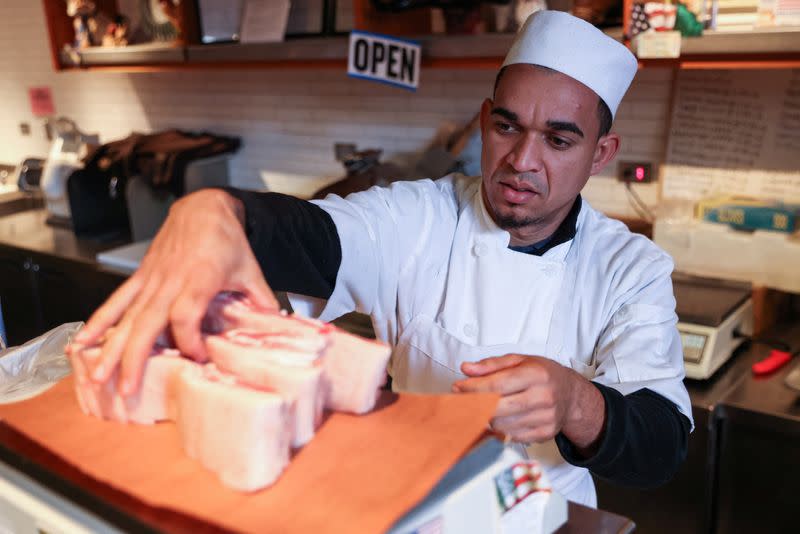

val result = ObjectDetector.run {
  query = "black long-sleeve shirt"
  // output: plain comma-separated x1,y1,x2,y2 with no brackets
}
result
224,187,691,489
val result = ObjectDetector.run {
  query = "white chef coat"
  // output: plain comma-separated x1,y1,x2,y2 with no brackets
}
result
289,173,693,507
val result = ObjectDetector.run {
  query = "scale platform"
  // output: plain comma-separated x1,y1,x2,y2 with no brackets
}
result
0,437,566,534
673,274,753,380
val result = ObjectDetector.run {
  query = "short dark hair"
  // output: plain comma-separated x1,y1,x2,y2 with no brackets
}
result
493,66,613,139
596,97,612,137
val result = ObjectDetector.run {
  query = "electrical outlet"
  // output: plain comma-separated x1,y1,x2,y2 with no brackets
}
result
618,161,654,183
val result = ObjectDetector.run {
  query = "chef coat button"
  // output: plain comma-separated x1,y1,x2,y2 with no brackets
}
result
463,323,477,337
472,242,488,257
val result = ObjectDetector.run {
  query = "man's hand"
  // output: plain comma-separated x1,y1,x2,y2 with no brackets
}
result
452,355,606,453
72,189,278,395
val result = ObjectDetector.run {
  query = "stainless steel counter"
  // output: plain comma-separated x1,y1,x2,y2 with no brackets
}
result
598,322,800,533
710,325,800,533
0,192,43,218
0,209,129,268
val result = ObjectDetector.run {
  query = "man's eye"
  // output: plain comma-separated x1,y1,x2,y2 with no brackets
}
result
495,122,516,133
549,136,571,148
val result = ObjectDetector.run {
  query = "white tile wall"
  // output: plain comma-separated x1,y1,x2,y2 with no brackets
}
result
0,0,673,216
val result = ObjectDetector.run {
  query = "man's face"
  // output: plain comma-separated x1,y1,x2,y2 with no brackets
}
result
480,64,617,244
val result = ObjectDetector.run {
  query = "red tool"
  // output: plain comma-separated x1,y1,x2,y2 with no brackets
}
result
752,349,793,376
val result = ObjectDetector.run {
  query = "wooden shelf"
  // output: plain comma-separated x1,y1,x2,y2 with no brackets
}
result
187,38,349,63
52,30,609,71
681,26,800,54
621,0,800,69
636,27,800,69
59,42,184,68
47,9,800,73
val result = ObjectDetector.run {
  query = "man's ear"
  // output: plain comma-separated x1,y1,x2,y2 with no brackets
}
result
590,133,620,176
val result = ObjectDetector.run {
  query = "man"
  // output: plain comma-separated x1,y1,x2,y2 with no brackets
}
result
76,11,692,506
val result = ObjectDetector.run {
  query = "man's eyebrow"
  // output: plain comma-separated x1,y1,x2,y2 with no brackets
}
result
547,120,584,138
491,107,518,122
491,109,585,138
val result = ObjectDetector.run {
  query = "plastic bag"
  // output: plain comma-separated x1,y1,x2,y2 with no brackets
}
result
0,322,81,403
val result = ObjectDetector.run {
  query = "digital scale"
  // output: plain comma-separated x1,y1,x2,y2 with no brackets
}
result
0,437,567,534
673,274,753,380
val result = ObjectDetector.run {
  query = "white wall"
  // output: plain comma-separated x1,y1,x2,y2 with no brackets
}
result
0,1,672,216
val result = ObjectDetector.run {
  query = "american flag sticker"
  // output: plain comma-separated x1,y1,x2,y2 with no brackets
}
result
629,3,651,37
644,2,677,31
494,461,549,513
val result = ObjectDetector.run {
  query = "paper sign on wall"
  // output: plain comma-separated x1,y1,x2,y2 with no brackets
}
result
28,86,55,117
348,31,421,91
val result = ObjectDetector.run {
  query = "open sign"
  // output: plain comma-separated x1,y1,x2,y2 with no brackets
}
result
348,31,421,91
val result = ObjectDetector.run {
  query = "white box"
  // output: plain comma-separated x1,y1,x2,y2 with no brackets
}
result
389,439,568,534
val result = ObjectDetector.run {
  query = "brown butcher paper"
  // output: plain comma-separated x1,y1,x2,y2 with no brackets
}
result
0,377,498,533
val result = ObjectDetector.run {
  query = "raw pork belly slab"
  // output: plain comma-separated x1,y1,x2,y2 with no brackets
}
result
124,353,200,424
69,346,196,424
204,292,391,414
68,291,391,493
324,329,391,414
204,293,332,340
176,365,293,492
205,330,325,447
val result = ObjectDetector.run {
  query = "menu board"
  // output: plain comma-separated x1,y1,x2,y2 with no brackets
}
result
662,69,800,202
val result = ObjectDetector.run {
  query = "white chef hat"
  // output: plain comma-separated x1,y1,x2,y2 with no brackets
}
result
502,10,638,118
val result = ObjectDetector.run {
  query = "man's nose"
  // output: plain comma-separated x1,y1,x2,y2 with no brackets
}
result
505,133,544,174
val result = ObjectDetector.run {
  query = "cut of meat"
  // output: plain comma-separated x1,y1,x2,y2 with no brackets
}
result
324,329,391,415
175,365,293,492
68,291,391,492
206,330,325,448
203,292,391,414
69,346,198,424
203,292,332,339
124,353,200,424
202,291,273,334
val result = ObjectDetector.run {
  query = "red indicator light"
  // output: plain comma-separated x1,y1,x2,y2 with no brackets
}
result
635,167,645,181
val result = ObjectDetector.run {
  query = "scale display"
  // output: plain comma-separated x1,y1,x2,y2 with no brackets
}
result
673,274,753,380
680,331,708,363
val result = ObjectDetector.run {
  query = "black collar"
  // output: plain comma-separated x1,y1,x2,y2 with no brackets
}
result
507,195,582,257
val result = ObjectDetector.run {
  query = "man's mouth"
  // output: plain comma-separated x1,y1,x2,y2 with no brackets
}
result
499,181,538,204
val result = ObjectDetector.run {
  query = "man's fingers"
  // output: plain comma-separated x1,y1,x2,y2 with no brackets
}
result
118,291,175,395
75,189,261,396
114,272,183,393
493,388,557,418
491,409,558,443
460,354,526,377
77,346,103,379
91,321,132,383
238,261,279,311
76,276,144,345
169,275,222,362
491,411,538,435
453,365,533,396
88,267,168,383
